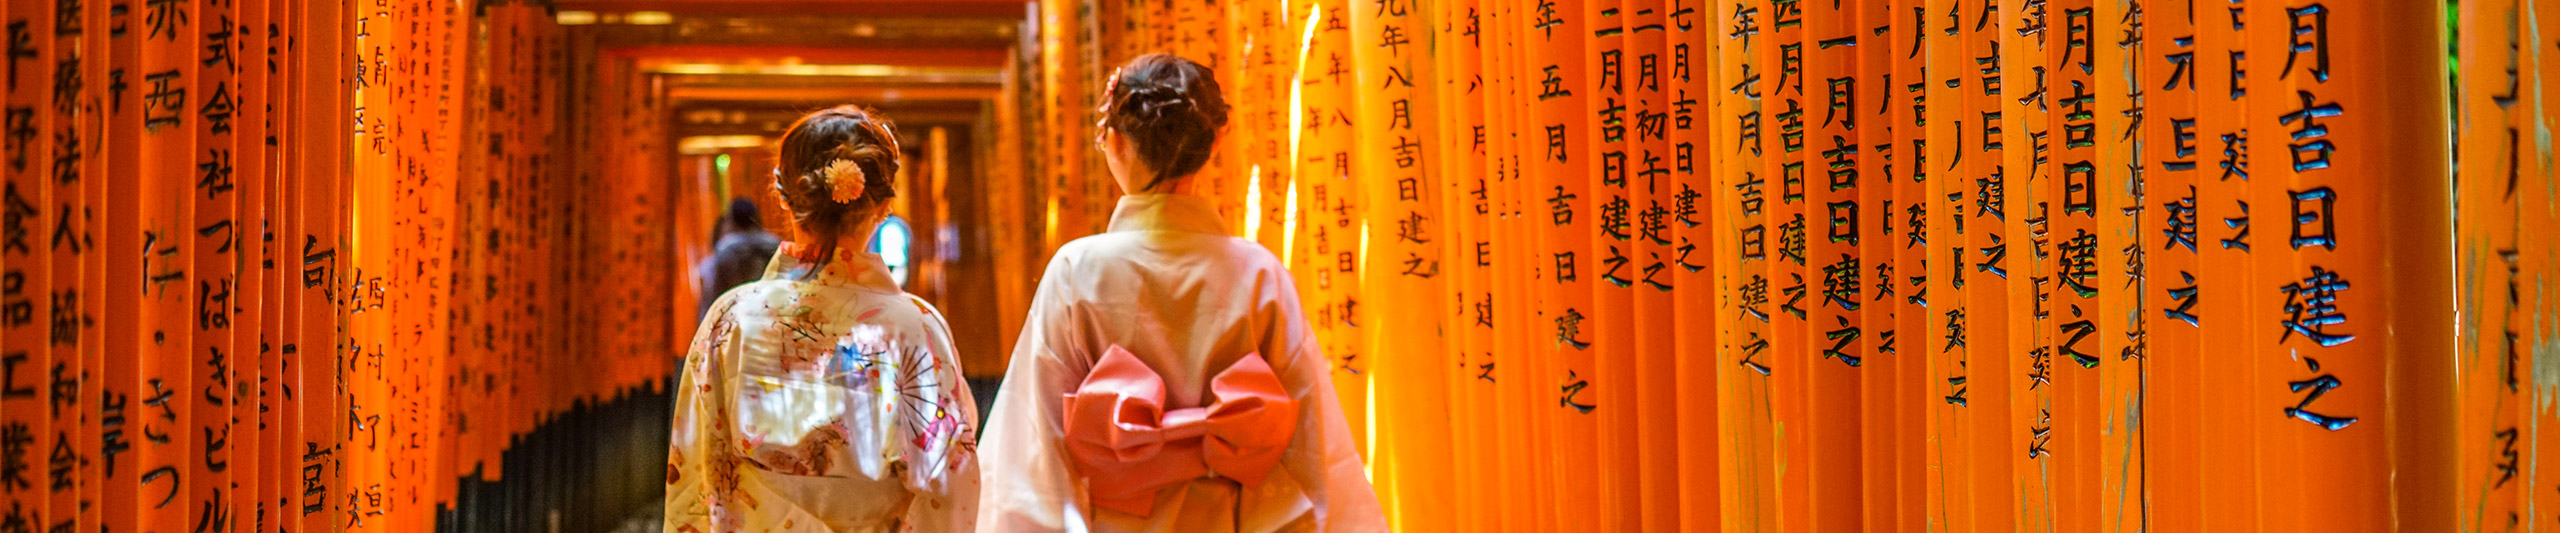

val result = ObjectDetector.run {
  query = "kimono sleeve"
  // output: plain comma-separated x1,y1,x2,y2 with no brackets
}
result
665,292,745,531
975,256,1096,532
1261,274,1389,531
895,300,984,532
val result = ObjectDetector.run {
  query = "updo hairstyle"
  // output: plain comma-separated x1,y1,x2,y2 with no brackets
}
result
1102,53,1231,192
773,105,901,275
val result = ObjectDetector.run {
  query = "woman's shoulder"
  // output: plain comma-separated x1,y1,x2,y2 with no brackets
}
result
889,293,954,330
829,289,955,337
712,279,794,310
1218,236,1289,270
1056,230,1287,270
702,279,776,317
714,280,924,322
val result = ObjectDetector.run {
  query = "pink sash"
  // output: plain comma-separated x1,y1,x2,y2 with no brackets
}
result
1060,345,1299,516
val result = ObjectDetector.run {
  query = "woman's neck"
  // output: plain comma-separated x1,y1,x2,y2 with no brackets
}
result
793,222,878,258
1134,173,1201,196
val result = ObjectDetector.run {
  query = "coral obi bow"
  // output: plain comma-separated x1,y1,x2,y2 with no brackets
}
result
1061,345,1299,516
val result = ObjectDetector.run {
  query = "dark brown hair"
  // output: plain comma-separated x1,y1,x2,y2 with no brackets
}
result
1103,53,1230,191
773,105,900,276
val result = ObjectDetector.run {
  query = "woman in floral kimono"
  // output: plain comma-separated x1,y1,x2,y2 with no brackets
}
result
977,53,1384,532
666,106,979,532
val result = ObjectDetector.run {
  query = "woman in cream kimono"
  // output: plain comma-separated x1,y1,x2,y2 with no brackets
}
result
666,106,979,532
978,53,1385,532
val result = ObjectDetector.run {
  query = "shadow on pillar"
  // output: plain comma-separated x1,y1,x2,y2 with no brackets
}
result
436,383,673,533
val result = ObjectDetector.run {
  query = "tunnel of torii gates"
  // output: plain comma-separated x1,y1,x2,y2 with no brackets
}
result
0,0,2542,530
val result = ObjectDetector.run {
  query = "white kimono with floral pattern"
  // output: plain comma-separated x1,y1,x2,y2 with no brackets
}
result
666,245,979,532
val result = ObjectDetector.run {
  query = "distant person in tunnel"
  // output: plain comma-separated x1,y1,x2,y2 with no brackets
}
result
697,197,783,321
665,105,980,532
978,53,1384,532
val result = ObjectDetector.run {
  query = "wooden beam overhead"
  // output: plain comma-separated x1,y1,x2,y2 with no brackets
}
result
667,84,1002,103
578,14,1024,51
602,45,1013,68
553,0,1027,19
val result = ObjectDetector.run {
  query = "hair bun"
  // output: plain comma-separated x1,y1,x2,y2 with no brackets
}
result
1143,98,1193,123
1125,83,1182,102
814,144,897,206
1124,85,1191,120
1101,53,1228,191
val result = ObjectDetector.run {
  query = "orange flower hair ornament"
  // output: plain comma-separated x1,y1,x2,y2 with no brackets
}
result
823,158,866,205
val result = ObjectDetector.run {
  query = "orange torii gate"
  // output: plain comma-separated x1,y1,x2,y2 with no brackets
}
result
1037,0,2478,531
0,0,2504,531
0,0,698,530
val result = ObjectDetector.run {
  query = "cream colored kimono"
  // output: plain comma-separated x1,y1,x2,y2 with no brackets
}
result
977,193,1384,532
665,245,980,532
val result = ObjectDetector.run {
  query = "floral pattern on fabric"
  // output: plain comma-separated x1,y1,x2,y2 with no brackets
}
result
666,244,980,532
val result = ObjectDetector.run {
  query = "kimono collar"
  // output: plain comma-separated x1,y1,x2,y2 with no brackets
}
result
1108,193,1229,235
762,241,901,293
